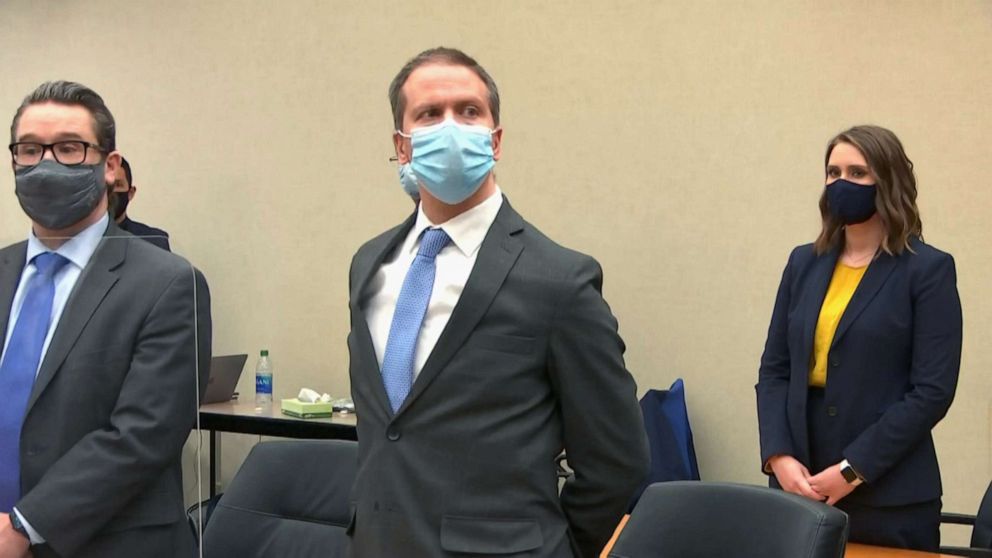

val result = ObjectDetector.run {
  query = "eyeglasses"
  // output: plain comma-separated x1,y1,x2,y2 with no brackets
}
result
8,141,105,167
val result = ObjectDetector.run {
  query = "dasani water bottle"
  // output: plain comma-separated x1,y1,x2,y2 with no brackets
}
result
255,349,273,406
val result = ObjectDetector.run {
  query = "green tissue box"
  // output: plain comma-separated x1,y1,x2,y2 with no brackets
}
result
280,398,334,419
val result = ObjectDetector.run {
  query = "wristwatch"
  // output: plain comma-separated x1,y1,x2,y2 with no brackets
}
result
9,512,30,542
839,459,864,486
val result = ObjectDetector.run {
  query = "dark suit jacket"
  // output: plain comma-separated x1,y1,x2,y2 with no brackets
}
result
347,198,649,558
119,216,170,252
0,222,211,557
756,238,961,507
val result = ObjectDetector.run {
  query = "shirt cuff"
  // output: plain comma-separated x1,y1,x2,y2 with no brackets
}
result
12,507,45,545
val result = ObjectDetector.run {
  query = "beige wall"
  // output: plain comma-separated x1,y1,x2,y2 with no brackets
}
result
2,0,990,542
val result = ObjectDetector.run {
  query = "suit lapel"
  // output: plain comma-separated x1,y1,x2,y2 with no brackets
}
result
394,199,525,419
352,212,417,415
799,247,839,376
0,243,28,353
26,229,126,412
831,251,897,349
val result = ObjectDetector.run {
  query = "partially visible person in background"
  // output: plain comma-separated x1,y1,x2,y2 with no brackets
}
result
111,157,170,251
398,161,420,203
756,125,962,552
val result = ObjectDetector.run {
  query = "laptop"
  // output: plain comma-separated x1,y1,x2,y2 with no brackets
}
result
202,354,248,404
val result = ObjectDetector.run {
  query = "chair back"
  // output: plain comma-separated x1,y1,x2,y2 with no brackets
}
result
972,480,992,549
202,440,357,558
609,481,848,558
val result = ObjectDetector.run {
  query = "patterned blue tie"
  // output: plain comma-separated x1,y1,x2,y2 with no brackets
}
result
0,252,69,512
380,228,450,413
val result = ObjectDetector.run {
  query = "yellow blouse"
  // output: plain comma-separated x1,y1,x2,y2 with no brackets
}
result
809,262,869,387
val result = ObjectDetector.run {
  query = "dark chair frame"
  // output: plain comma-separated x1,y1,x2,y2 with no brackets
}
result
940,480,992,557
608,481,848,558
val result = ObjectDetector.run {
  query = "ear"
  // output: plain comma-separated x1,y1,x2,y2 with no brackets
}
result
104,151,122,187
127,185,136,201
491,127,503,162
393,131,412,164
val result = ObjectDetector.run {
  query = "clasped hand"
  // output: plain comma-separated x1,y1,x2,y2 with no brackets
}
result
0,514,30,558
768,455,856,506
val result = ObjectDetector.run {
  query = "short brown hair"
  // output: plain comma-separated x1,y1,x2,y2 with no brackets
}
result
388,47,500,131
10,80,116,152
814,125,922,255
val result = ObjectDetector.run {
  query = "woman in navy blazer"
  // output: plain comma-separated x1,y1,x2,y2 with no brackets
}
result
756,125,962,551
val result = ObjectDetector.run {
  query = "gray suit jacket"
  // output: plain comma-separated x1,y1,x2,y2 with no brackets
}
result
347,198,649,558
0,222,211,558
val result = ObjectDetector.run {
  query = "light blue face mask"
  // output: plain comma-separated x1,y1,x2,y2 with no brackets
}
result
398,163,420,200
398,119,496,205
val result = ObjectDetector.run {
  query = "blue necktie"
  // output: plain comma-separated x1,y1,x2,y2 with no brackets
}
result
0,252,69,512
380,228,450,413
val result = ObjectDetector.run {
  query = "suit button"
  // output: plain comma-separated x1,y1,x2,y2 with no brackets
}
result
830,360,839,368
827,406,838,417
386,427,400,441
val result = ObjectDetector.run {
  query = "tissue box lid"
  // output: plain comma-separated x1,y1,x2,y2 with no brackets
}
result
280,398,334,418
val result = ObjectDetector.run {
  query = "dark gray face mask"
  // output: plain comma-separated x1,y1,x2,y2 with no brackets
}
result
14,159,106,230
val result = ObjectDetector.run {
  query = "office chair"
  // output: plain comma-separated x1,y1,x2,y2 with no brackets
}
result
941,480,992,557
608,481,848,558
201,440,357,558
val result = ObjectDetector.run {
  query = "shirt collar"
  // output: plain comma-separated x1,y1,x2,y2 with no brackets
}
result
409,186,504,258
26,213,110,271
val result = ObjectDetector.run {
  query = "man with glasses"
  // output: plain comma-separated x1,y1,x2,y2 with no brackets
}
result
0,81,211,558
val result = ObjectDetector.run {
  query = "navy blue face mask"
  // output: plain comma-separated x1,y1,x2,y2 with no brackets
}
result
826,179,877,225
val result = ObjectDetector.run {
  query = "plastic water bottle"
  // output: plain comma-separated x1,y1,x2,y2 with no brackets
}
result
255,349,273,406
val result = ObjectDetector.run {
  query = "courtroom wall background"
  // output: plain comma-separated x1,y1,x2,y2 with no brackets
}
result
1,0,989,542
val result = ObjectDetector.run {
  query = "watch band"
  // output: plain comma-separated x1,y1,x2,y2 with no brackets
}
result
839,459,864,486
8,512,30,542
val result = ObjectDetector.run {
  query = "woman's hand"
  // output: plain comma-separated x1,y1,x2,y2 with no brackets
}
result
768,455,824,501
808,463,857,506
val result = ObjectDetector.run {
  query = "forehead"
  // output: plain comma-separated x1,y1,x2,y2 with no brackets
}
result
14,101,97,143
828,142,868,165
402,63,488,108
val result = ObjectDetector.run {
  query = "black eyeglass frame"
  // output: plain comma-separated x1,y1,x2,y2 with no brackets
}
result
8,141,107,167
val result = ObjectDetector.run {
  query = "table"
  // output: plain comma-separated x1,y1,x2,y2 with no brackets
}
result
598,516,956,558
199,401,358,497
845,543,956,557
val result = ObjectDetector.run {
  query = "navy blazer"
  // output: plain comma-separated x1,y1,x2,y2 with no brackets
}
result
119,217,170,251
756,237,961,507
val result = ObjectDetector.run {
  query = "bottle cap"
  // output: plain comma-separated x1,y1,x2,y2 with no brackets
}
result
260,349,269,357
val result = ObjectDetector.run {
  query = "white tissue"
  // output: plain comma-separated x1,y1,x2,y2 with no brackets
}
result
298,388,332,403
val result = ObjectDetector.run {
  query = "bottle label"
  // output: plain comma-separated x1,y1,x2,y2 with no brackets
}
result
256,374,273,395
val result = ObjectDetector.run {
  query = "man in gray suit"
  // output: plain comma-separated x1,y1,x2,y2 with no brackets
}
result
0,82,211,558
347,48,649,558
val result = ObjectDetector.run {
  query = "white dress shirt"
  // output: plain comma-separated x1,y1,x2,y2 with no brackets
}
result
4,214,109,545
365,187,503,380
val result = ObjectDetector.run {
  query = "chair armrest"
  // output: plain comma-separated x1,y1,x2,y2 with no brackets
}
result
942,512,978,526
